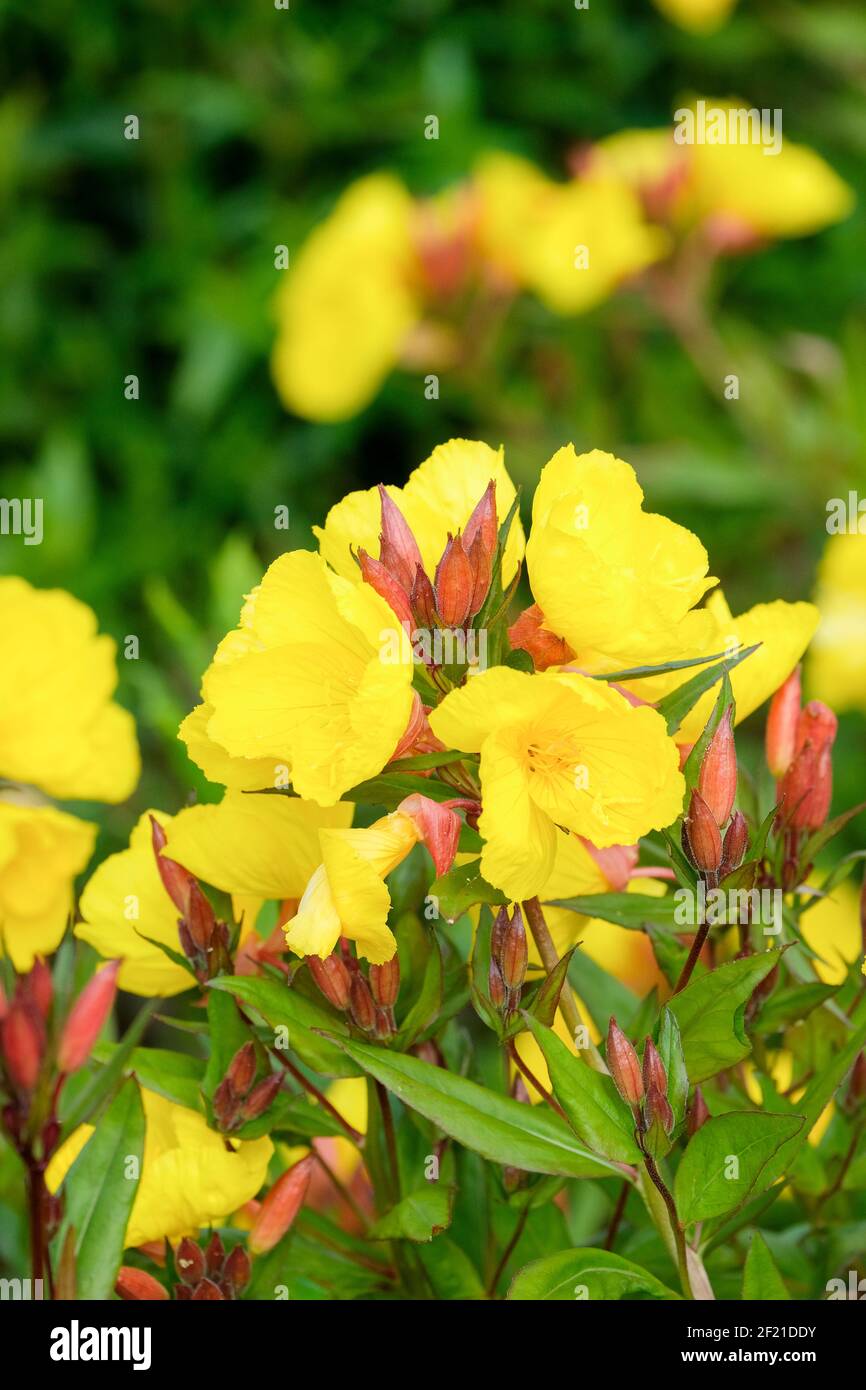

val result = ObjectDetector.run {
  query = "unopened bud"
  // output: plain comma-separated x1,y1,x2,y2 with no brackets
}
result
213,1077,242,1131
378,485,425,595
241,1072,282,1122
766,668,801,778
57,960,120,1075
369,955,400,1009
606,1017,644,1106
498,906,527,991
191,1277,225,1300
642,1039,667,1097
697,707,737,827
684,789,723,874
248,1154,314,1255
2,1001,44,1092
115,1267,169,1301
687,1086,710,1137
507,603,575,672
719,810,749,878
306,954,351,1011
175,1236,205,1286
434,534,474,627
221,1245,252,1297
357,548,414,628
204,1232,225,1278
410,564,437,629
150,814,193,914
226,1042,257,1098
488,958,506,1010
349,974,376,1032
185,880,216,952
24,959,53,1020
642,1082,675,1156
847,1051,866,1107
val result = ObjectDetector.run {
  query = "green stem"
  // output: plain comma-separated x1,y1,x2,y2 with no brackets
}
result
641,1151,693,1299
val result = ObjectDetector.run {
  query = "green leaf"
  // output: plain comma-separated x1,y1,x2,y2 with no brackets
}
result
92,1044,205,1112
387,749,467,773
368,1185,455,1242
203,987,251,1113
655,644,760,735
522,1015,640,1163
60,1078,145,1300
330,1036,624,1179
548,892,680,930
395,936,444,1047
507,1248,680,1301
341,772,457,808
742,1232,790,1300
524,948,576,1030
752,982,837,1037
669,950,781,1082
594,649,746,684
208,974,360,1078
430,858,507,922
674,1111,803,1224
655,1007,689,1126
417,1236,485,1299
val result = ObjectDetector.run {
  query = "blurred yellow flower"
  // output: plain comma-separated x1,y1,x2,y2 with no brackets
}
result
807,533,866,713
651,0,738,33
46,1086,273,1248
185,550,415,807
0,578,139,968
286,810,422,963
800,879,863,986
474,152,667,314
429,667,684,900
315,437,524,587
272,173,418,422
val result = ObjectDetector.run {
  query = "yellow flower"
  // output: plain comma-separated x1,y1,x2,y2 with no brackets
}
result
428,667,684,900
0,578,139,803
77,796,352,996
272,173,419,422
807,533,866,713
684,100,854,240
0,578,139,966
473,152,667,315
46,1086,273,1248
651,0,738,33
315,437,525,589
524,446,818,743
0,799,96,970
184,550,415,807
287,810,423,963
800,879,863,986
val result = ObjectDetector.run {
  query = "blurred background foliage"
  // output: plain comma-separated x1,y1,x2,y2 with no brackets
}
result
2,0,866,847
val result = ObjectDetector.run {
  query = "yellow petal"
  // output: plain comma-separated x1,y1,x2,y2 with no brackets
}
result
0,800,96,970
179,704,287,792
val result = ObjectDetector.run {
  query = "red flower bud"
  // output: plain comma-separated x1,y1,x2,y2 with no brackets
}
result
697,706,737,827
150,814,193,915
24,959,53,1020
684,789,723,874
306,954,351,1011
226,1042,257,1098
191,1277,225,1300
2,1000,44,1092
175,1237,205,1286
348,974,377,1032
399,792,461,877
221,1245,252,1297
378,485,424,594
606,1017,644,1106
241,1072,282,1122
498,906,527,991
115,1267,169,1301
212,1076,242,1131
644,1082,674,1136
204,1231,225,1278
488,958,506,1010
357,548,414,628
369,955,400,1009
765,668,801,778
248,1155,314,1255
720,810,749,878
687,1086,710,1137
795,700,838,756
463,479,498,563
185,880,216,952
410,564,437,629
57,960,120,1075
434,533,474,627
642,1038,667,1097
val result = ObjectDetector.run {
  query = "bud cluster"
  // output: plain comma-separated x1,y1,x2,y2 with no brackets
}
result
606,1019,682,1159
488,904,528,1020
213,1043,282,1133
766,670,837,834
307,948,401,1040
150,816,232,982
117,1232,252,1301
359,481,498,656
